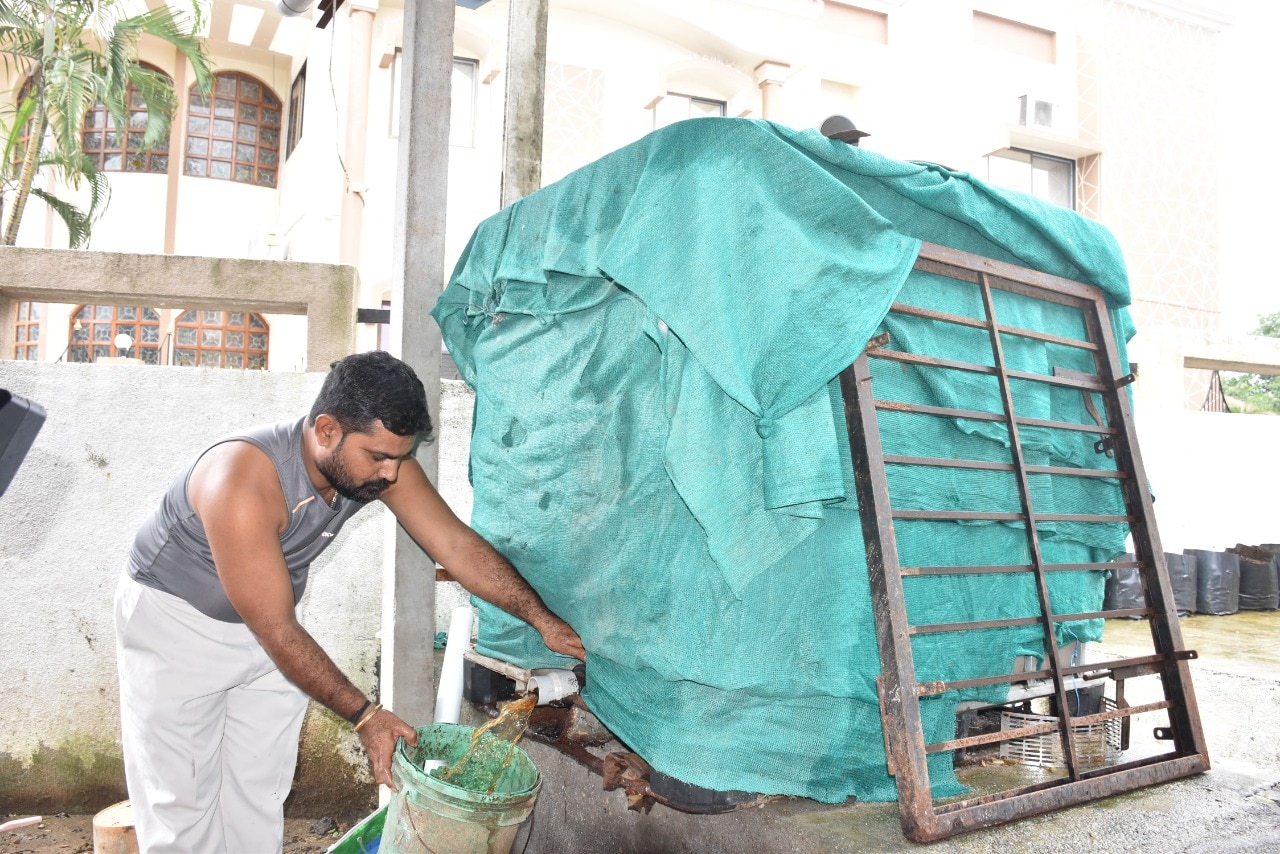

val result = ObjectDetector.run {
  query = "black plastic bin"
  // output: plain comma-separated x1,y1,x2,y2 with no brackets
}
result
1185,549,1240,616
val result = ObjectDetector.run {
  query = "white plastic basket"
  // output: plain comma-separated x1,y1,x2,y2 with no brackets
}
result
998,697,1122,769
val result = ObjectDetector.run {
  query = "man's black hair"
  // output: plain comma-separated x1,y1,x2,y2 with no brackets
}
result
308,351,432,439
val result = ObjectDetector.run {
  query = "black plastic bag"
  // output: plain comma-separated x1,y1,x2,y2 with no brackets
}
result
1233,544,1279,611
1103,554,1145,616
1186,549,1240,616
1165,551,1196,616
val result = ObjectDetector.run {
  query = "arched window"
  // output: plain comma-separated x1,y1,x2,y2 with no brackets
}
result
82,63,172,173
68,305,163,364
184,72,281,187
13,302,40,360
174,309,269,369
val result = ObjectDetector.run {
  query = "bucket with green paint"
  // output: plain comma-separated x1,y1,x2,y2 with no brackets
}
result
381,723,541,854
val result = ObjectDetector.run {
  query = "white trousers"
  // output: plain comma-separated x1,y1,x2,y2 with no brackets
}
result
114,572,309,854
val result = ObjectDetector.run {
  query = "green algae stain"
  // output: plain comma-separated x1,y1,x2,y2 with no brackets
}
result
0,734,126,813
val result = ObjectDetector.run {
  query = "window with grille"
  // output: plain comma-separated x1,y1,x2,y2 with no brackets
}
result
68,305,162,364
13,302,41,360
174,309,269,369
83,63,172,173
184,72,282,187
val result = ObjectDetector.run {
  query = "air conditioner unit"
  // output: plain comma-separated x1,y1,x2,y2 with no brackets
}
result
1018,94,1056,130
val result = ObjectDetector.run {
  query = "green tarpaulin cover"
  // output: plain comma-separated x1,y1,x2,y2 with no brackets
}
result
432,119,1133,802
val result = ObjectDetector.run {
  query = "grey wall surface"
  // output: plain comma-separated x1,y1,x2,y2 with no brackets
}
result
0,360,476,812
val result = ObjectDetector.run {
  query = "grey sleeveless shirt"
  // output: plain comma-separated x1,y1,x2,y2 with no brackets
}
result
126,418,363,623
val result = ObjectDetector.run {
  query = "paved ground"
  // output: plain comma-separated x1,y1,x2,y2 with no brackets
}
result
5,612,1277,852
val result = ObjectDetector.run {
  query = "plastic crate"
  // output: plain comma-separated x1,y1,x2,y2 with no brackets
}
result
998,698,1122,769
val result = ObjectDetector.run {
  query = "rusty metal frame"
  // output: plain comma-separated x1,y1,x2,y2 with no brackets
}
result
837,242,1209,842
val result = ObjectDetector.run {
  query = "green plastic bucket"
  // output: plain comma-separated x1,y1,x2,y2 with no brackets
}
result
381,723,541,854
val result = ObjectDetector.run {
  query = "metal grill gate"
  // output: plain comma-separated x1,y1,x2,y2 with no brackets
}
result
837,242,1209,842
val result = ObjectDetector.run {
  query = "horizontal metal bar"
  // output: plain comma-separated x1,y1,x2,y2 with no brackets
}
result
900,562,1121,577
914,754,1210,842
884,455,1125,480
909,608,1146,636
871,349,997,376
917,652,1185,697
924,699,1173,755
1015,416,1116,436
875,400,1007,423
886,301,1100,354
914,243,1103,306
890,510,1131,524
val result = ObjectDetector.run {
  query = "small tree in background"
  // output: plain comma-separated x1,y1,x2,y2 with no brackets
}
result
1222,312,1280,414
0,0,212,248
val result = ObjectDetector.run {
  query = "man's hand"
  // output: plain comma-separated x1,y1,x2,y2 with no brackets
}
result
356,709,418,791
536,615,586,661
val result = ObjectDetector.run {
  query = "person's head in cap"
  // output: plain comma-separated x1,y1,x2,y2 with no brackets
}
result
819,114,870,147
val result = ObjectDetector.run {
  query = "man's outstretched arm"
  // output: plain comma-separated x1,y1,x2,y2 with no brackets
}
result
380,458,585,661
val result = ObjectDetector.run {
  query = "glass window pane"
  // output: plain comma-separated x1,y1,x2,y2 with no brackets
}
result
95,305,113,320
178,310,197,322
211,160,232,179
237,123,257,143
249,354,267,369
202,329,222,347
262,109,280,128
103,154,123,171
188,116,210,135
29,304,40,320
177,327,197,345
184,157,207,176
86,111,105,129
27,325,38,341
236,143,256,162
175,348,196,366
258,169,276,187
94,345,112,360
215,98,236,118
227,311,244,327
238,103,259,123
94,325,112,342
213,119,234,138
249,314,267,330
119,306,137,320
128,132,146,150
200,350,220,367
116,324,137,340
264,91,281,109
83,131,103,149
128,112,148,130
224,351,244,369
16,326,25,342
227,331,244,349
150,154,168,173
240,78,261,101
140,348,160,365
260,128,279,148
259,148,277,167
212,140,233,158
17,303,27,321
249,332,268,351
129,88,146,108
234,163,254,183
140,325,160,343
187,137,209,156
190,94,210,115
216,76,237,97
202,310,222,324
143,308,160,321
70,345,90,362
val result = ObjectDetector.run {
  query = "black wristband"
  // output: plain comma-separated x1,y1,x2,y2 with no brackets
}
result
347,700,372,726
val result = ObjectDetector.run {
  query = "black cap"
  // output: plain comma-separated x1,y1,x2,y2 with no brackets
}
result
819,114,870,144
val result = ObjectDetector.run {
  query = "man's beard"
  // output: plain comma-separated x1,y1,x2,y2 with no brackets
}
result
317,435,391,503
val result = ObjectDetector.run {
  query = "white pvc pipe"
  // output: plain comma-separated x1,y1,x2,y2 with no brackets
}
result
433,606,473,724
527,669,579,705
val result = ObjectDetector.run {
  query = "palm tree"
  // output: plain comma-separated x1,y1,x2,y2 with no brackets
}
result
0,0,212,248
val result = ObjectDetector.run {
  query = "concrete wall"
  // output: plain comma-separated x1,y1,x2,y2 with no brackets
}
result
0,360,475,815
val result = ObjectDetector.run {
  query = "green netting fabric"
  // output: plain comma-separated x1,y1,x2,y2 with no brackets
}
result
432,119,1134,803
